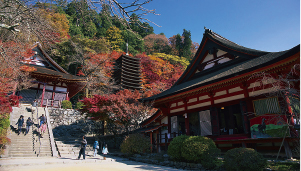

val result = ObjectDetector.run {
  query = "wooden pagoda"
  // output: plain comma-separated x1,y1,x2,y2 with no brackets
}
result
140,28,300,157
17,43,86,107
113,54,142,90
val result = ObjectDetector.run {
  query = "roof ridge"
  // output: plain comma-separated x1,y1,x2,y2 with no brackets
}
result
204,28,241,46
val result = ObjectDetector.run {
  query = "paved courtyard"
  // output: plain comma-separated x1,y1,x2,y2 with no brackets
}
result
0,155,183,171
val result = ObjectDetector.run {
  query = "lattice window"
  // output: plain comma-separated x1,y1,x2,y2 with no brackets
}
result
253,97,280,115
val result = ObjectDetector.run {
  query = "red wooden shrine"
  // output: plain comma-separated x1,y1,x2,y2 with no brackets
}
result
140,28,300,158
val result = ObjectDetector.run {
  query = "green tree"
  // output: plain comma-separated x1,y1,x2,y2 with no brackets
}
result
121,30,144,55
65,0,98,38
182,29,192,59
106,26,123,50
129,13,154,38
174,29,192,60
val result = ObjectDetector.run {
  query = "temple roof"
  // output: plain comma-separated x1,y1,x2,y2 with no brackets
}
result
141,28,300,103
27,64,86,82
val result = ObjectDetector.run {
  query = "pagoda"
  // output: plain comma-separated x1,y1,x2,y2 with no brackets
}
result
113,54,142,90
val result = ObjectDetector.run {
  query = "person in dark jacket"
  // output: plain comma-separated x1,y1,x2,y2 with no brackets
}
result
16,115,24,135
25,117,33,135
39,114,46,127
77,136,87,160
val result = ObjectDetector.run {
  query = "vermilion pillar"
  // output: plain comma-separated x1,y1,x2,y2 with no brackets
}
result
184,99,190,135
40,84,46,107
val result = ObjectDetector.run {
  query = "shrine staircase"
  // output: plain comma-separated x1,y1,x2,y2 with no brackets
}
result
54,137,94,158
8,104,53,157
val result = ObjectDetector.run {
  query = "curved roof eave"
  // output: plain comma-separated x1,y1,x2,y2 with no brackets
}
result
140,44,299,103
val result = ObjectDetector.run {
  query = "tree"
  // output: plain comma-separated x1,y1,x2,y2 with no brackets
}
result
121,30,144,55
39,9,70,39
80,89,155,134
0,41,34,154
65,0,98,38
144,34,170,54
182,29,192,59
106,26,123,50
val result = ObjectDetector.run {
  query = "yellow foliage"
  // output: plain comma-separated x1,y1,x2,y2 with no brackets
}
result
39,9,70,38
153,53,189,69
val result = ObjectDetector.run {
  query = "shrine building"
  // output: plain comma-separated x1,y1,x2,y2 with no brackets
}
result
140,28,300,157
17,43,87,107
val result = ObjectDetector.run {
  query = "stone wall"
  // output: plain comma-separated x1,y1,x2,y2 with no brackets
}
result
48,108,101,138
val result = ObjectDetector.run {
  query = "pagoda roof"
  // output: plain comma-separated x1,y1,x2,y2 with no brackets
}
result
141,28,300,103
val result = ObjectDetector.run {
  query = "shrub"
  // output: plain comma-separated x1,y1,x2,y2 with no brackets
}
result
61,100,72,109
181,136,220,169
75,101,84,109
167,135,189,161
120,134,151,155
224,148,267,171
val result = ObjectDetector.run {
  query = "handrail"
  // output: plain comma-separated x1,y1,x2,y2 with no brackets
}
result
45,106,58,157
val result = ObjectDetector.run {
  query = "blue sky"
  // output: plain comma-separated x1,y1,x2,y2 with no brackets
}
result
142,0,300,52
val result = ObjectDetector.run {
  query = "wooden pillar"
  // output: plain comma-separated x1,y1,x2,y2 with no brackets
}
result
52,82,56,106
285,93,295,125
209,92,219,136
66,92,69,101
183,98,190,135
168,115,171,134
150,132,153,153
184,113,190,135
240,82,251,134
40,84,46,107
156,130,159,153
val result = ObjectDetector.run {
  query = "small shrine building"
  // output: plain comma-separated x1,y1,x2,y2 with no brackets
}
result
140,28,300,157
17,43,86,107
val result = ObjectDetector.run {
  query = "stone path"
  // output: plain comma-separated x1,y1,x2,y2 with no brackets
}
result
0,155,183,171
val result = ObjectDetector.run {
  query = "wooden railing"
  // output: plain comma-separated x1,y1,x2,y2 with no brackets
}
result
37,99,62,108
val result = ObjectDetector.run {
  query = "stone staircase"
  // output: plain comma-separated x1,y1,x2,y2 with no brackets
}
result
8,104,52,157
55,137,94,158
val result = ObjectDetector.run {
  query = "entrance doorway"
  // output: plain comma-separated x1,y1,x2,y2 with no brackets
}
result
218,104,244,135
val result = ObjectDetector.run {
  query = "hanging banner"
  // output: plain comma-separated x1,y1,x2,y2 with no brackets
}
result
250,114,290,138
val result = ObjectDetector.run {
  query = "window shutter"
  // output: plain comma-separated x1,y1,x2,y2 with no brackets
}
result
253,97,280,115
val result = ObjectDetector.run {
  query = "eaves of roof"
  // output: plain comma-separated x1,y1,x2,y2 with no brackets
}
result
27,64,86,82
140,44,300,103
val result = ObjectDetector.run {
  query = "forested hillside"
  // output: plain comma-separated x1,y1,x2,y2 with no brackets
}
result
34,2,198,98
1,0,199,135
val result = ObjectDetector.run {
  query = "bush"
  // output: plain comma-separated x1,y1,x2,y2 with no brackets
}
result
181,136,220,169
61,100,72,109
75,101,84,109
120,134,151,155
224,148,267,171
167,135,189,161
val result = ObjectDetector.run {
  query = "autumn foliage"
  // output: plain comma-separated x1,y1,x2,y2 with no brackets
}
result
81,89,156,132
0,41,31,154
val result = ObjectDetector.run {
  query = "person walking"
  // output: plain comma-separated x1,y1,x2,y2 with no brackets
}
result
93,140,99,157
39,114,46,127
16,115,24,135
25,117,34,135
102,144,108,160
78,136,87,160
39,122,47,138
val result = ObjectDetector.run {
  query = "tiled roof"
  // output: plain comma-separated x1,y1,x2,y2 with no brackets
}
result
26,64,86,82
205,29,268,56
141,44,299,102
